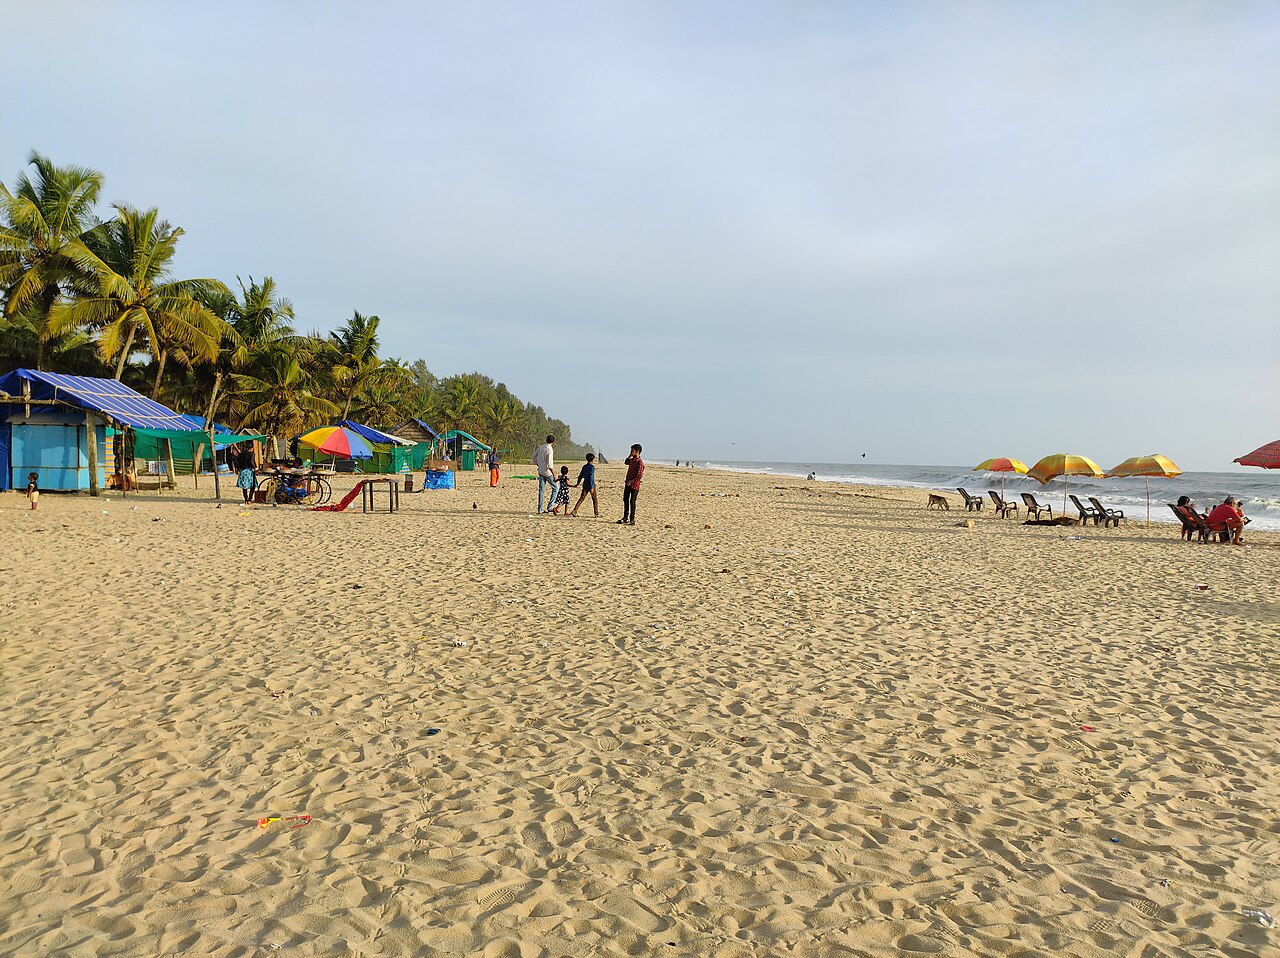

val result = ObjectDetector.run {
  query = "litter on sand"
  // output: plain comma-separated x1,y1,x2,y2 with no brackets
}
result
1242,908,1277,929
258,814,311,830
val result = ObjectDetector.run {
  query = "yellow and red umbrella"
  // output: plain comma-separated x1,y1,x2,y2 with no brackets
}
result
1235,440,1280,470
973,457,1029,499
298,425,374,460
1027,453,1104,513
1106,454,1182,526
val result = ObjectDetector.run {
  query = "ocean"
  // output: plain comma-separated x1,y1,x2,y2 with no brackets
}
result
698,460,1280,531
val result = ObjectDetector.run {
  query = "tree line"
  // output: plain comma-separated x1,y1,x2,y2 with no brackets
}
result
0,151,593,459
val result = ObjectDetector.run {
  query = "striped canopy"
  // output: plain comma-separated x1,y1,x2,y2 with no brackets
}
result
0,368,196,430
1234,440,1280,469
298,426,373,460
335,419,415,447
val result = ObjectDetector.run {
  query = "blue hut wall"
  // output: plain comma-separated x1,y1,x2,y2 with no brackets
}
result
0,424,9,491
7,413,106,491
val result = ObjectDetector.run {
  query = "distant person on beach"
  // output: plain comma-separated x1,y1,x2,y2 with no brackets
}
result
533,434,556,513
617,444,644,525
236,461,258,502
1205,496,1245,545
488,449,501,487
571,453,598,517
26,472,38,510
551,466,572,516
807,472,817,480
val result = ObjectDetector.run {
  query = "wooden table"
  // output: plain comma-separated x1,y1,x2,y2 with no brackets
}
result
361,477,400,514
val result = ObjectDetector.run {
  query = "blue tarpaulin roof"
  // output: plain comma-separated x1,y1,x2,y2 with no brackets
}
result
0,368,199,431
335,419,415,446
410,418,441,440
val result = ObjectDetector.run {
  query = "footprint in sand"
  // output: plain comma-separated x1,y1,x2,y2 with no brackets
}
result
520,824,554,856
478,884,521,912
602,889,667,933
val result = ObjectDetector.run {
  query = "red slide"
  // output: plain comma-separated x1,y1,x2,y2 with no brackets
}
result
312,480,367,512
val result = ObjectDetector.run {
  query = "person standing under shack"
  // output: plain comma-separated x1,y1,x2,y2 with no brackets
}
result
488,449,501,487
617,443,644,526
533,435,557,514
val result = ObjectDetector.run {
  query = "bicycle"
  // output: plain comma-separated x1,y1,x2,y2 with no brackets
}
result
305,475,332,505
259,471,315,505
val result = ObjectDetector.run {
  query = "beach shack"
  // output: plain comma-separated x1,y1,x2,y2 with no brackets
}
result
441,429,492,471
389,418,446,470
0,369,198,494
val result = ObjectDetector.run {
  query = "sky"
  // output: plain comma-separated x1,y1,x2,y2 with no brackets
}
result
2,2,1278,468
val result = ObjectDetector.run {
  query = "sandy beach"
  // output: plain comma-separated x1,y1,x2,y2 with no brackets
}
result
1,465,1278,957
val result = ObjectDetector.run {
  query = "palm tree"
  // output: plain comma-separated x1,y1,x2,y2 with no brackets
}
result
351,380,406,427
439,378,483,435
199,276,295,426
0,151,110,369
326,311,384,419
483,396,523,450
233,347,337,445
63,205,227,388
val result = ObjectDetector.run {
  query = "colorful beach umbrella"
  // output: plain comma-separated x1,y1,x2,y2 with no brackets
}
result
1106,454,1182,526
1234,440,1280,470
973,457,1029,499
297,425,374,460
1027,453,1105,514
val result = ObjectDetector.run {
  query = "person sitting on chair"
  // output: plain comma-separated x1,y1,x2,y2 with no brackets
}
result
1205,496,1245,545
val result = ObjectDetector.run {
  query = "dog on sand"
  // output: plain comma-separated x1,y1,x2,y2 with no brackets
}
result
927,493,950,510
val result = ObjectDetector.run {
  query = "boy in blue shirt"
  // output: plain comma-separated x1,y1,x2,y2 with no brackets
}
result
570,453,598,517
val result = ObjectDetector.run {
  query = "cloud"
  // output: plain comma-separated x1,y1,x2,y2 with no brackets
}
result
3,2,1277,466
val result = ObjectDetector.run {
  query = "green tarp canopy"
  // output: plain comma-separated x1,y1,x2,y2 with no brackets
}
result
130,427,266,460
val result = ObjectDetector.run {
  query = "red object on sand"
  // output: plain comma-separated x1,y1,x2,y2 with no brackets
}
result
1079,725,1096,732
1235,440,1280,469
312,481,368,512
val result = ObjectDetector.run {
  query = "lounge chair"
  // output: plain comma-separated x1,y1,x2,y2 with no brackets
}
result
988,490,1019,518
957,488,984,512
1021,492,1053,521
1176,505,1233,543
1071,494,1102,525
1168,504,1201,542
1088,497,1124,528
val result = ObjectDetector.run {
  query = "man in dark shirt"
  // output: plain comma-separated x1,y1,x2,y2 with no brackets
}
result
617,444,644,526
570,453,599,517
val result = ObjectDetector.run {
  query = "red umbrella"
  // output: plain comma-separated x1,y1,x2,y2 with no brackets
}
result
1235,440,1280,469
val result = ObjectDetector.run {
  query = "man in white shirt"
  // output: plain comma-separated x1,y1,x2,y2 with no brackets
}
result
532,434,557,513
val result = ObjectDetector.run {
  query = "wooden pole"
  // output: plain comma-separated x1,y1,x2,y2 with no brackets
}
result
193,442,204,490
164,438,176,491
210,428,222,500
85,411,99,497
